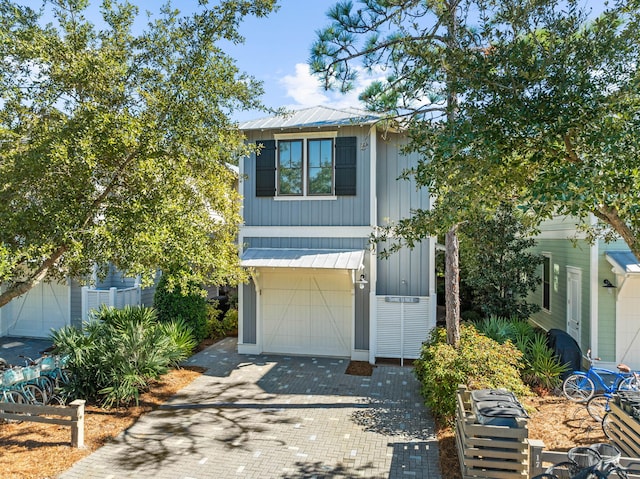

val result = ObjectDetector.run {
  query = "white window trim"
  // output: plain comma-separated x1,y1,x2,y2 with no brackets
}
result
542,252,552,313
274,131,338,198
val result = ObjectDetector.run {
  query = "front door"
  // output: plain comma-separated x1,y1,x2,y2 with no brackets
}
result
566,267,582,345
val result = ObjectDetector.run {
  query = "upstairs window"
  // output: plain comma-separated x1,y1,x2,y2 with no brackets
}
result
255,136,356,198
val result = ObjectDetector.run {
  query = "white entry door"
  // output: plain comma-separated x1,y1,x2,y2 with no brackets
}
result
261,269,352,357
566,267,582,345
6,281,70,338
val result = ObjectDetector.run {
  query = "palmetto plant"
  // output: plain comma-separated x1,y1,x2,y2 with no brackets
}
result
51,305,195,408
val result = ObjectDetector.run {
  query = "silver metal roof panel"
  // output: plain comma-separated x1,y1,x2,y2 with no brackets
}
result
240,248,365,270
239,106,380,131
605,251,640,274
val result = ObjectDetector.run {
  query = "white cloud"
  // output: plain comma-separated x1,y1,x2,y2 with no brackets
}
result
280,63,382,111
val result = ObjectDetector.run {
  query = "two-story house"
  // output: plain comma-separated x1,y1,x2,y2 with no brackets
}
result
237,106,436,364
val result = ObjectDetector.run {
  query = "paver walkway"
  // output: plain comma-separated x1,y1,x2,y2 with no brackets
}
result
58,338,441,479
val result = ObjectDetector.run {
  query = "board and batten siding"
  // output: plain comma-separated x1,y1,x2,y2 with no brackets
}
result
529,238,592,352
241,279,257,345
242,126,371,227
376,133,432,297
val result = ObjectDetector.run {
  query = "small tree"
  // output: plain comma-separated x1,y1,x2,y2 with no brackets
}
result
461,204,543,320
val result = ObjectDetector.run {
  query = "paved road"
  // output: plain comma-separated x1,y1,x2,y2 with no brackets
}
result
59,337,441,479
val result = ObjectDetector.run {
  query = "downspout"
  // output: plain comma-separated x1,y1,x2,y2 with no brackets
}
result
238,149,246,348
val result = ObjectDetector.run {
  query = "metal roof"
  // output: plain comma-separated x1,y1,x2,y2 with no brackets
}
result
239,106,380,131
240,248,365,270
605,251,640,274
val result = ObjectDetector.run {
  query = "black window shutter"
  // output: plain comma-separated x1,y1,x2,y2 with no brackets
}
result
334,136,357,196
255,140,276,197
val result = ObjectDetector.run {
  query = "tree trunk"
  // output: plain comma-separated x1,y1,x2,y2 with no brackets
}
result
445,224,461,347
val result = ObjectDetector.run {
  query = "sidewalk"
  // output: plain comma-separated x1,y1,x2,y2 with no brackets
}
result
58,337,441,479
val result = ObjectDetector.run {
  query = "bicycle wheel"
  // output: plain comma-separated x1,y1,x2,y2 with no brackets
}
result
617,375,640,392
602,412,615,440
563,374,595,402
36,375,55,398
21,383,47,405
586,395,609,422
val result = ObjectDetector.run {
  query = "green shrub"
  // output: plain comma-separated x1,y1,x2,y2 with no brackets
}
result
521,333,568,390
206,306,238,339
222,308,238,333
414,323,530,423
50,305,194,408
473,316,567,390
154,274,208,343
205,303,224,338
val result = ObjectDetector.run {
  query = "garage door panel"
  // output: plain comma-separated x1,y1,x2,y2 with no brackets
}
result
6,282,69,338
262,270,352,357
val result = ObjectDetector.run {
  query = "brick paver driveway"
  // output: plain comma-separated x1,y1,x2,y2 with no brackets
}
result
59,337,441,479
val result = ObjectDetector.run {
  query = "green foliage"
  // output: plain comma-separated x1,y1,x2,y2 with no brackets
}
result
474,316,567,390
0,0,279,308
461,204,543,320
50,305,194,408
311,0,640,262
414,324,530,422
207,306,238,339
521,333,569,391
154,274,208,343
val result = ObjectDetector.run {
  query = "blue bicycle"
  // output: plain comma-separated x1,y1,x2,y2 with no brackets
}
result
562,349,639,403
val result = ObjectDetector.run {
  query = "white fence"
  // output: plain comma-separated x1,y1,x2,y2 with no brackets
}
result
81,285,142,320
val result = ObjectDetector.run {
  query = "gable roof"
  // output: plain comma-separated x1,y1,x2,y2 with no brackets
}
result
239,106,380,131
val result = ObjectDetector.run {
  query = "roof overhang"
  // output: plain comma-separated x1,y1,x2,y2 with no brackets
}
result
605,251,640,275
240,248,365,270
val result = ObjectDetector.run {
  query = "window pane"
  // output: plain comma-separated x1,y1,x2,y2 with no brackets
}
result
308,139,333,195
542,256,550,310
278,140,302,195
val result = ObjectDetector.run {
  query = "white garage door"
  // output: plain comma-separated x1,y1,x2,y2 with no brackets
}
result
616,276,640,370
261,269,352,357
5,281,69,338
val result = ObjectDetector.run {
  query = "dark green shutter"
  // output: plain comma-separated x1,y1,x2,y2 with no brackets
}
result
255,140,276,197
334,136,357,196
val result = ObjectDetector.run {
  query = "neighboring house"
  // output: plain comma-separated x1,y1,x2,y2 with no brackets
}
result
238,106,437,363
0,266,154,338
528,215,640,370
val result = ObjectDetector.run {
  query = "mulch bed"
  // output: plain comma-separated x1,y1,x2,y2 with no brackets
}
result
345,360,375,376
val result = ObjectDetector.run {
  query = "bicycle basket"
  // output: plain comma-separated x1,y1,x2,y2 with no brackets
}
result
568,446,602,469
2,367,25,386
40,356,56,371
22,365,40,381
589,443,620,466
57,354,70,368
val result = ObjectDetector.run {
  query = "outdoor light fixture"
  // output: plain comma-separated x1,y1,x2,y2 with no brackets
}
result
356,274,368,290
603,279,616,288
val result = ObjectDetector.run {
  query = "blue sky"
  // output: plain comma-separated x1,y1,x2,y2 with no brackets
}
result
30,0,609,122
223,0,369,121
